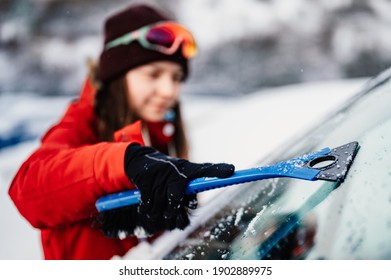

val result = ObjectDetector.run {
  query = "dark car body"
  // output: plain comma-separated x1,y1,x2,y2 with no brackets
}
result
164,67,391,260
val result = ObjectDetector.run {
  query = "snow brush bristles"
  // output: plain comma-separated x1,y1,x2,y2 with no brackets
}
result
94,141,359,238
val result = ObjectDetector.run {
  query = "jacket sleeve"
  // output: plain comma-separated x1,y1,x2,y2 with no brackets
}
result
8,79,144,229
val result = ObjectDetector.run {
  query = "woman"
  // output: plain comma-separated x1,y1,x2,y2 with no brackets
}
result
8,4,234,260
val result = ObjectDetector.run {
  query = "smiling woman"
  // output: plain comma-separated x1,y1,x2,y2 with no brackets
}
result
6,3,235,260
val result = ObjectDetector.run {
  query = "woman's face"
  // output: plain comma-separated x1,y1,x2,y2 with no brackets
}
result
125,61,183,122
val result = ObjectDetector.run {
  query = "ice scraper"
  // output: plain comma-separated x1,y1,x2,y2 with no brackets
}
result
96,141,359,213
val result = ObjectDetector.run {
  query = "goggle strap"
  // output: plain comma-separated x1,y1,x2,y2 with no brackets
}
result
105,29,144,50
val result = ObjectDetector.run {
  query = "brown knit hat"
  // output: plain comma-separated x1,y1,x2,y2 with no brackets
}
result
99,4,189,82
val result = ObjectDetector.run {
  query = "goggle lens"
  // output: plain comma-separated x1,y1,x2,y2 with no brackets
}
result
146,23,197,58
146,27,175,48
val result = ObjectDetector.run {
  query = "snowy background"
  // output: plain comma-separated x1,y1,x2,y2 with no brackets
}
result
1,0,390,259
1,0,391,95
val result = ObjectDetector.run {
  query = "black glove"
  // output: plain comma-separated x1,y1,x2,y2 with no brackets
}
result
124,143,235,235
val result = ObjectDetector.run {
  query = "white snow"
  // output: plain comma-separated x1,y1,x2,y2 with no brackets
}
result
234,207,244,227
244,205,267,237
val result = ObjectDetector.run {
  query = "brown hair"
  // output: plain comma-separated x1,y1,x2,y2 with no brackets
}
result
88,60,189,159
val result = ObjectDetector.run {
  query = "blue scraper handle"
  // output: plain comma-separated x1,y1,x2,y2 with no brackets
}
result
96,147,331,212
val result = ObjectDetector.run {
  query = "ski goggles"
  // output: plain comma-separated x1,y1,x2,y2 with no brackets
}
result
105,21,197,58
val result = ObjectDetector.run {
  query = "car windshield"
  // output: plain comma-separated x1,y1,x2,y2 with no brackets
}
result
165,72,391,260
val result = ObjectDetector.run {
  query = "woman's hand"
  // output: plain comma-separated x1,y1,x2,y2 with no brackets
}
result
124,143,235,235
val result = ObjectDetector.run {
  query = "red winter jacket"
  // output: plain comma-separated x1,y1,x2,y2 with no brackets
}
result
8,79,162,260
